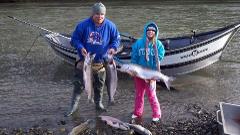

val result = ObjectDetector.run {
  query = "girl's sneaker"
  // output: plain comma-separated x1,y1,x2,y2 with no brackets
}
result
131,114,138,119
130,114,142,125
152,118,160,124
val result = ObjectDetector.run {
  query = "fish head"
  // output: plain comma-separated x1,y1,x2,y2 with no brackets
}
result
117,64,129,72
90,53,96,62
84,53,96,65
98,116,129,130
117,64,137,76
84,53,90,64
103,54,114,64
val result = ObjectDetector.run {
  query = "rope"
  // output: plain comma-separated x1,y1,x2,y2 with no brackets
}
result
7,16,70,39
22,34,41,61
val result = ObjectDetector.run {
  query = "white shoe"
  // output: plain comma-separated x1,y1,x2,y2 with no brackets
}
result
152,118,159,122
131,114,138,119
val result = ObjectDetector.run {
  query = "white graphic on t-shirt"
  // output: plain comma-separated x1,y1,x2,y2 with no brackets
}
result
87,32,103,45
139,48,155,56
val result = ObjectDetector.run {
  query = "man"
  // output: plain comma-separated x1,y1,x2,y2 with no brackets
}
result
66,2,120,116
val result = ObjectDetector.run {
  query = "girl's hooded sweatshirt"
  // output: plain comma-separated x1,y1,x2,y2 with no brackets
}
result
131,22,165,70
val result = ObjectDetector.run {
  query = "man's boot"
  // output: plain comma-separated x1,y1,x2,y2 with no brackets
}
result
65,94,80,117
65,83,82,117
96,101,107,112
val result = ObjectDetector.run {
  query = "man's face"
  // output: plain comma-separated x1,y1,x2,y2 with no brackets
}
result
92,13,105,25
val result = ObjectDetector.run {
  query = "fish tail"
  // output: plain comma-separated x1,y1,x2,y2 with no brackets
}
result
87,96,94,104
163,77,175,90
87,94,91,103
90,53,96,61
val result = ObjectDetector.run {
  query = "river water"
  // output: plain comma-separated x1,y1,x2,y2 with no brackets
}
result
0,1,240,134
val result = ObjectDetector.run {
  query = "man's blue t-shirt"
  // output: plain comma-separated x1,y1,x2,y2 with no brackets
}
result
71,17,120,63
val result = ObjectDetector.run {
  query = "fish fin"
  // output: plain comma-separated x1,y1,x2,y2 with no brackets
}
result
90,53,96,61
86,96,93,104
132,71,138,76
112,60,116,68
163,77,175,90
151,76,159,80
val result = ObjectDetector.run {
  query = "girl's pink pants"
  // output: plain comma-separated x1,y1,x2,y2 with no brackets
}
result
133,77,161,119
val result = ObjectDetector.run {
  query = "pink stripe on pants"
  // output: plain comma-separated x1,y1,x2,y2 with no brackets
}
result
133,77,161,119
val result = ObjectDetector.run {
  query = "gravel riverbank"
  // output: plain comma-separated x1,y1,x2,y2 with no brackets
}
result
0,103,220,135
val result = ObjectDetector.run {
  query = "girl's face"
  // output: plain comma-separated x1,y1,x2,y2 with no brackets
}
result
147,30,155,39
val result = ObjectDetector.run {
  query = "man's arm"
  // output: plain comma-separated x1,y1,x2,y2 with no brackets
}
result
71,24,85,51
109,24,120,52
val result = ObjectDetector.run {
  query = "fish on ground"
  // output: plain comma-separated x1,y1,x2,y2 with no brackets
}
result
98,115,152,135
127,123,152,135
104,54,118,105
116,63,174,90
98,115,129,130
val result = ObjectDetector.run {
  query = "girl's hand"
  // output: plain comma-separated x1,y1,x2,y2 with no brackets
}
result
145,79,155,83
149,80,156,91
144,79,149,83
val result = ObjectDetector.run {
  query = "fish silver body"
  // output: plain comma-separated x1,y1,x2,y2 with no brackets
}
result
83,53,95,102
117,63,174,90
98,115,152,135
104,55,118,104
127,124,152,135
98,116,129,130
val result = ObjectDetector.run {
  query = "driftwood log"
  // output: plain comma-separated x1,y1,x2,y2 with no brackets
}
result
68,119,92,135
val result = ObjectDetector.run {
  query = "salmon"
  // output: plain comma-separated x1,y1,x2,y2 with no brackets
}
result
127,123,152,135
98,115,152,135
117,63,174,90
83,53,95,102
104,55,118,104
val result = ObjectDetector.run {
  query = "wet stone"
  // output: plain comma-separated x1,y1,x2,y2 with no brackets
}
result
166,126,175,130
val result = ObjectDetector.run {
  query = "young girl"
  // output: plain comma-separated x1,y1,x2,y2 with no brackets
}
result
130,22,165,123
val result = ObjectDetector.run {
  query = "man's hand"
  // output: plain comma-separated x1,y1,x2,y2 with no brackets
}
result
81,48,87,57
108,48,116,56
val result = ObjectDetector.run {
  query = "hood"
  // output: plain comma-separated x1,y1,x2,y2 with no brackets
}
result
142,21,159,43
